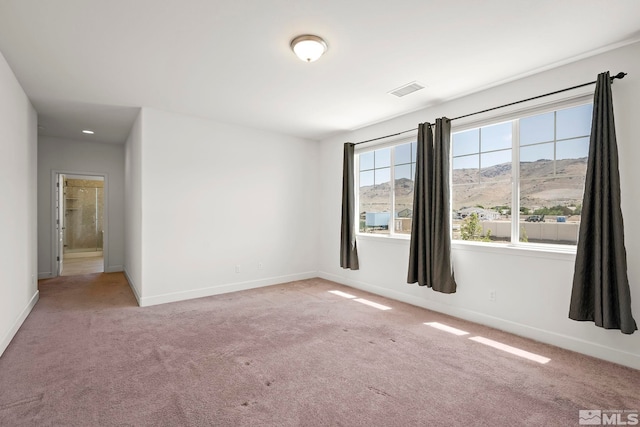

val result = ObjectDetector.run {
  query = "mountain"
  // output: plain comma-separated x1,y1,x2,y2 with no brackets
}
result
359,158,587,213
359,178,414,214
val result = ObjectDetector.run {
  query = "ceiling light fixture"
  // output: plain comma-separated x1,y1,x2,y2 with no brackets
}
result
290,34,327,62
82,130,95,134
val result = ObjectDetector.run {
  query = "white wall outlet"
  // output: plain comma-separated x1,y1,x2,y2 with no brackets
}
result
235,265,241,274
489,290,497,301
258,262,263,270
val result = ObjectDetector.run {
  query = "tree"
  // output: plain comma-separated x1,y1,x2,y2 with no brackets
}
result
460,213,491,242
533,205,572,216
493,205,511,215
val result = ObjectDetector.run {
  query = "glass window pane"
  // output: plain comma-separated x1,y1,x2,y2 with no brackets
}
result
375,167,390,185
520,142,554,162
520,112,554,146
555,138,589,178
395,143,412,165
453,154,479,170
395,164,412,180
375,148,391,168
360,170,374,187
359,166,390,234
556,137,589,160
359,151,374,171
453,129,479,156
453,154,479,185
394,164,414,235
480,150,511,183
520,143,554,179
359,180,391,235
557,104,592,140
411,142,417,163
481,122,512,151
481,149,511,169
519,176,584,246
452,182,511,243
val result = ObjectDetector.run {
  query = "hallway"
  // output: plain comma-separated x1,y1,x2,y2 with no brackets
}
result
61,256,104,276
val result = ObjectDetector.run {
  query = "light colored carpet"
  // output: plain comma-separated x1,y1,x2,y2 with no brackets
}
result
0,273,638,426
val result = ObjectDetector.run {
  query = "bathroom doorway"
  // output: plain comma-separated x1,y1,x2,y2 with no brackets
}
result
56,173,105,276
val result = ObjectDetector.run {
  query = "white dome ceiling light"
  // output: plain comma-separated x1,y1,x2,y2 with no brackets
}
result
290,35,328,62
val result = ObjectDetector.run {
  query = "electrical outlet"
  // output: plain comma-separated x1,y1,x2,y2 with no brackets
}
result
235,265,241,274
258,262,263,270
489,290,497,301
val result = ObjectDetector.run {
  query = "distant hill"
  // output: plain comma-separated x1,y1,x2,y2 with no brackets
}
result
359,158,587,213
359,177,413,214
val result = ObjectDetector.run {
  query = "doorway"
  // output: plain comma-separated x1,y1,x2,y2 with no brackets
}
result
55,173,106,276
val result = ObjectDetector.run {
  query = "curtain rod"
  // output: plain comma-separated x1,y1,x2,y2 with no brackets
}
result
352,71,627,146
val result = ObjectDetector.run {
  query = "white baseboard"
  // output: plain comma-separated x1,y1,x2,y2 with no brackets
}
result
318,271,640,370
105,265,124,273
0,290,39,358
123,268,141,306
139,271,318,307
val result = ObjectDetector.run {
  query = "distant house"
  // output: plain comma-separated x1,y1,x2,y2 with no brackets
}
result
457,207,501,221
396,208,412,218
365,212,390,229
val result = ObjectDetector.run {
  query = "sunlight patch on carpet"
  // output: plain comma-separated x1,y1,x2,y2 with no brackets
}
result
353,298,392,310
424,322,469,336
329,290,357,299
469,336,551,364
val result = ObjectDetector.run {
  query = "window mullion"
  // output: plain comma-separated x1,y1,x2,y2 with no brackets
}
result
355,154,360,234
390,148,396,235
553,111,558,176
512,119,520,244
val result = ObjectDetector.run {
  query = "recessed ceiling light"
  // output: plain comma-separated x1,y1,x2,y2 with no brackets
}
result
82,130,95,134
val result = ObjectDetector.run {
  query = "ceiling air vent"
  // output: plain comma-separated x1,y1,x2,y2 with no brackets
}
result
389,81,425,97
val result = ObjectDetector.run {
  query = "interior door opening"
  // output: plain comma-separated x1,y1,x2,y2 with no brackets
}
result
56,173,105,276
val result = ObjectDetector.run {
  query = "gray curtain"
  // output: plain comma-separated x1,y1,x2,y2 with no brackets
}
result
407,119,456,293
340,143,359,270
569,72,637,334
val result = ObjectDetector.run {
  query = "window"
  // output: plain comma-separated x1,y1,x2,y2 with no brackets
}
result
358,141,416,235
452,102,592,246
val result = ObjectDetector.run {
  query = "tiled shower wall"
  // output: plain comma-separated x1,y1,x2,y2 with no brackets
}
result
64,179,104,253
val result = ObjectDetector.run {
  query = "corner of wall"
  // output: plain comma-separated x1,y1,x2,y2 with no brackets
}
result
123,268,141,307
0,291,39,357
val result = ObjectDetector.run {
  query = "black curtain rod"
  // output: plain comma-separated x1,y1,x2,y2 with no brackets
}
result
352,71,627,146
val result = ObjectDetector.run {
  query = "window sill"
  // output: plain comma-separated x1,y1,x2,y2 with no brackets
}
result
451,240,577,261
356,233,411,245
356,233,577,261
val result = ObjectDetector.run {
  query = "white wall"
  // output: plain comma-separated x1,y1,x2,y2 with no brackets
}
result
318,41,640,369
129,108,319,306
0,50,38,357
37,136,125,277
124,110,143,301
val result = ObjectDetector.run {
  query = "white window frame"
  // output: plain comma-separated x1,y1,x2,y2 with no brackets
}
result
355,136,416,239
451,94,593,253
353,92,593,255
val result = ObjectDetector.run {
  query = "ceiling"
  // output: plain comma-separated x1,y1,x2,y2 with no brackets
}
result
1,0,640,144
